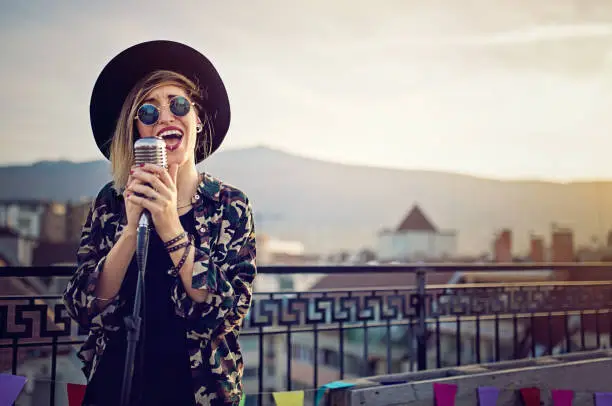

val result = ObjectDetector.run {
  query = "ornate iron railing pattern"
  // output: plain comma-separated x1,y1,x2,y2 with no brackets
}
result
2,264,612,406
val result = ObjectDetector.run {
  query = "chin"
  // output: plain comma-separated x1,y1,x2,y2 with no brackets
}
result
167,151,192,167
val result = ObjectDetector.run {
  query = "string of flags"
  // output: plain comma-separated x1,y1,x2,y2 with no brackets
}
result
1,373,611,406
432,382,612,406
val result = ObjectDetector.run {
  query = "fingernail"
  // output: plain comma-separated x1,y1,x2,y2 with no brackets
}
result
130,170,133,174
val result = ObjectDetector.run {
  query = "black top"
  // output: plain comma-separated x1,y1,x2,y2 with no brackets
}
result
83,209,197,406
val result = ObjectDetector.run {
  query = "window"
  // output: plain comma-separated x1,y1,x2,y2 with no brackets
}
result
320,349,340,368
292,344,314,362
18,217,31,232
243,367,257,378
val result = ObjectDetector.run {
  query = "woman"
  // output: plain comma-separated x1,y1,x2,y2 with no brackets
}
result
62,40,257,406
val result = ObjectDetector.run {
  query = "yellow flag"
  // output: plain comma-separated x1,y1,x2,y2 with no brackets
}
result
273,390,304,406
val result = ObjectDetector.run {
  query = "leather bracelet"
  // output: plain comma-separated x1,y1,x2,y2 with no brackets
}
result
163,231,187,248
170,234,194,277
167,240,191,253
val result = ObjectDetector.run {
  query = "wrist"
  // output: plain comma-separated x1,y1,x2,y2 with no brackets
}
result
159,226,186,244
121,227,138,241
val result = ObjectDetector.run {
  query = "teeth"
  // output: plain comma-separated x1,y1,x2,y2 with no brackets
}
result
158,129,183,138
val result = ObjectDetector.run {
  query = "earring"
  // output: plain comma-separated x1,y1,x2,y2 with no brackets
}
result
196,123,203,133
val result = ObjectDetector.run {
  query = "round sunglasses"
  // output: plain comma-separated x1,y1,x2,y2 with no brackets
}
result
134,96,194,126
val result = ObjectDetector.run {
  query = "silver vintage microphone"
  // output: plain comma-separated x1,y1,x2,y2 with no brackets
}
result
133,137,168,228
121,136,167,406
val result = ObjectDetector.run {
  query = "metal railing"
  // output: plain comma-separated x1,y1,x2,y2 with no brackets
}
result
2,263,612,406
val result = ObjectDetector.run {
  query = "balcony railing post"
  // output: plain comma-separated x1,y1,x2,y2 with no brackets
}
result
416,266,428,370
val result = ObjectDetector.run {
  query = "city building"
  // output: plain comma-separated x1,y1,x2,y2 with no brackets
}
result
377,204,457,262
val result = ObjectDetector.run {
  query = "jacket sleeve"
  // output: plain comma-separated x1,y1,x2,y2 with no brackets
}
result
62,195,124,333
172,198,257,339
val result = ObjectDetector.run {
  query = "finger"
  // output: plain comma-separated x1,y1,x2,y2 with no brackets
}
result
128,183,164,201
128,193,160,213
141,163,175,190
131,170,172,198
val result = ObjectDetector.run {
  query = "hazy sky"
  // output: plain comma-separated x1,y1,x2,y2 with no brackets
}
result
2,1,612,181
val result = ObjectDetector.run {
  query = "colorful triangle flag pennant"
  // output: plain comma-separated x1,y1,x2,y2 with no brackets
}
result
520,387,541,406
67,383,87,406
273,390,304,406
0,374,27,406
595,393,612,406
314,381,355,405
434,382,457,406
552,389,573,406
477,386,499,405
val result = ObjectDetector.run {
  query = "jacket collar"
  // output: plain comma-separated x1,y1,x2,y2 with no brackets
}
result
194,172,221,203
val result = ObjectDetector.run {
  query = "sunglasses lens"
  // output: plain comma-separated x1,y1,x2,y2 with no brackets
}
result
170,96,191,117
137,104,159,125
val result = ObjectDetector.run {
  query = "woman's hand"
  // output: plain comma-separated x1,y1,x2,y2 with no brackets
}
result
126,163,184,242
123,167,145,235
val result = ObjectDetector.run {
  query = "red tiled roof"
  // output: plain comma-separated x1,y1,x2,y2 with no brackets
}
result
0,226,20,237
396,205,437,232
32,241,79,266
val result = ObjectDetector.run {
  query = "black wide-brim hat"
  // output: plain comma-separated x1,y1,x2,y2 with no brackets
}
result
90,40,230,163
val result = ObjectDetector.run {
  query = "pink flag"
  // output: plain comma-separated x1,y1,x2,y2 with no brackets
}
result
520,387,540,406
67,383,87,406
552,389,573,406
477,386,499,405
434,382,457,406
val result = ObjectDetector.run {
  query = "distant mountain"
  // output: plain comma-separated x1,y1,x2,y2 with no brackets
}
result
2,146,612,255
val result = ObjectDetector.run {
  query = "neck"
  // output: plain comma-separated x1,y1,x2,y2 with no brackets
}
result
175,162,199,206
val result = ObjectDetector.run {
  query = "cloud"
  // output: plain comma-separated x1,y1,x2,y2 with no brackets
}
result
1,1,612,180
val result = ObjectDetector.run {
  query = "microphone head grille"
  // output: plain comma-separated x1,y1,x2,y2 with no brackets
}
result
133,137,167,168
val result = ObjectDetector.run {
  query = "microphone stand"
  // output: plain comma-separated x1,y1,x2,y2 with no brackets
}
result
120,211,150,406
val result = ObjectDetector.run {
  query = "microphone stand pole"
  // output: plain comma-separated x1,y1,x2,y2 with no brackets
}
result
120,212,150,406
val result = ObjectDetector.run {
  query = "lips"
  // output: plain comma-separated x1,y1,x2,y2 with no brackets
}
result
157,127,184,151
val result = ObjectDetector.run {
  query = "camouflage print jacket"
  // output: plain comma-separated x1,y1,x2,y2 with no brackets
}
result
62,172,257,406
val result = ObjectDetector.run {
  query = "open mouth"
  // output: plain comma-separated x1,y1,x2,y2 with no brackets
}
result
157,129,183,151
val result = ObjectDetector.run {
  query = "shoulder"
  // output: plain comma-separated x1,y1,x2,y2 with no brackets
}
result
87,181,123,222
199,172,252,209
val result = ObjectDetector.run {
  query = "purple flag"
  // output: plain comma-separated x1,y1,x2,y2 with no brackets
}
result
477,386,499,406
552,389,573,406
0,374,27,406
595,393,612,406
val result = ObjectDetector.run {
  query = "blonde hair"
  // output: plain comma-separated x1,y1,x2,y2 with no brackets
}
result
108,70,213,192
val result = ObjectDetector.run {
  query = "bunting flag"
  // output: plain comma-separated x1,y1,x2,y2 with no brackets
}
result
9,376,612,406
520,387,541,406
434,383,458,406
272,390,304,406
552,389,573,406
595,393,612,406
314,381,355,405
67,383,87,406
477,386,500,406
0,374,27,406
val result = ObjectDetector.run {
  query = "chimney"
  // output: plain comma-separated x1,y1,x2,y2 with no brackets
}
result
529,235,544,262
551,227,574,262
494,229,512,262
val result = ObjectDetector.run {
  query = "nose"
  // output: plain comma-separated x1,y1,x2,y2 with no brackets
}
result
157,104,174,124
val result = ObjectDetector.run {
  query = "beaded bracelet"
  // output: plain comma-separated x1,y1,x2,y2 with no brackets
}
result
163,231,187,248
